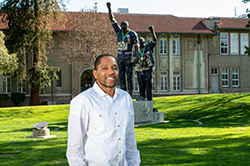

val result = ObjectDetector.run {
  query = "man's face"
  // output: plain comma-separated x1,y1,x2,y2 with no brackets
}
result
139,40,145,48
121,25,128,34
93,56,119,91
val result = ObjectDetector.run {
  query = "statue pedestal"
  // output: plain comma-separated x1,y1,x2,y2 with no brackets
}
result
133,101,165,125
133,101,153,125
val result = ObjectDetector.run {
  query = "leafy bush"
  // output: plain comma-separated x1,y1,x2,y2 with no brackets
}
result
11,93,25,106
0,94,9,104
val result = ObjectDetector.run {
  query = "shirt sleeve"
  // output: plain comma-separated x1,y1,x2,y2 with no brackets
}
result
66,96,89,166
134,31,139,45
125,98,141,166
111,19,121,34
149,40,157,51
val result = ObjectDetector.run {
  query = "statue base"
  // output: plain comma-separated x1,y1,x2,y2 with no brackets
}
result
133,101,166,126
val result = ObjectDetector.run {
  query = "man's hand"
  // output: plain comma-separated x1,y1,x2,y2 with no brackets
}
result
149,25,154,32
106,2,111,9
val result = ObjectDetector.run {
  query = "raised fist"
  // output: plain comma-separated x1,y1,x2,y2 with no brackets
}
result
149,25,154,32
106,2,111,8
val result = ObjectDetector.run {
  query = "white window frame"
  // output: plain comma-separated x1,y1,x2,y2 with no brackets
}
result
173,35,180,55
211,67,219,75
17,78,26,93
230,33,239,55
159,35,167,55
220,33,228,55
222,67,229,87
232,67,239,87
146,35,155,55
2,73,11,94
240,33,248,55
173,71,181,91
160,71,168,92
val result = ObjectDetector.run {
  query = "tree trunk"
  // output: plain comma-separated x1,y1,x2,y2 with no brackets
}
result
30,0,40,106
30,88,39,106
30,43,40,106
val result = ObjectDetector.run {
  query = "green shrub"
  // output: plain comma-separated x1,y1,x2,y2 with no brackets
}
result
11,93,25,106
0,94,9,104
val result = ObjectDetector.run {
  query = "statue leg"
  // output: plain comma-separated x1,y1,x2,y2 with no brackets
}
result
118,59,126,91
125,58,133,96
138,71,146,99
145,70,153,101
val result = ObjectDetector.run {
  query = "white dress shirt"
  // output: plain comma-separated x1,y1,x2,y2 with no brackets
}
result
66,82,141,166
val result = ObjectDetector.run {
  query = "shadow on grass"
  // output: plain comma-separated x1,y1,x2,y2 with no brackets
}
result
0,138,68,166
155,93,250,128
138,133,250,165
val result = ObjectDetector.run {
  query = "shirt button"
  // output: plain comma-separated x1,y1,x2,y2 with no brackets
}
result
115,112,117,115
119,151,121,153
119,138,121,140
99,115,102,117
118,125,120,127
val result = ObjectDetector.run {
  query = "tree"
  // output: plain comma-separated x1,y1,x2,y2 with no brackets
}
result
0,0,65,105
242,0,250,59
0,31,18,74
56,10,117,68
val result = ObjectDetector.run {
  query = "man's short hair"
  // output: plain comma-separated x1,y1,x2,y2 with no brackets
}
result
139,37,145,43
121,21,129,27
94,54,118,70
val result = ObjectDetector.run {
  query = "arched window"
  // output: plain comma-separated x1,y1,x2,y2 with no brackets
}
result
159,35,167,55
173,35,180,55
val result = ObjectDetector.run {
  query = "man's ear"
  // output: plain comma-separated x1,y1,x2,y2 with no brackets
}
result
93,70,97,80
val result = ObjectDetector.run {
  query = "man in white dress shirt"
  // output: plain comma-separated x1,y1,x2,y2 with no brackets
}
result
66,54,141,166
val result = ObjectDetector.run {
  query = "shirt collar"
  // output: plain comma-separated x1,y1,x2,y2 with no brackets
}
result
93,82,119,98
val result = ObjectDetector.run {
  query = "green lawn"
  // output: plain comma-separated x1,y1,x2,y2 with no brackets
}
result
1,93,250,165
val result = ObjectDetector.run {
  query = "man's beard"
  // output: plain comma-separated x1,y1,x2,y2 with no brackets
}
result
99,81,116,88
99,75,117,88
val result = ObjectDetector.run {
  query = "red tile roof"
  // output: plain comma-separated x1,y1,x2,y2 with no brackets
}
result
215,17,249,29
110,13,216,34
1,12,250,34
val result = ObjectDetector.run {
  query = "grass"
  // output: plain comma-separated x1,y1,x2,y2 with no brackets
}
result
1,93,250,165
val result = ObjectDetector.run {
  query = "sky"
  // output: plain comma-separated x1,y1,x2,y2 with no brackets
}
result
65,0,250,18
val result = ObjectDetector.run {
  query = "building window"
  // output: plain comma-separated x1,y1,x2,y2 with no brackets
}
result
230,33,239,55
134,71,139,92
222,67,229,87
56,70,62,87
17,78,26,93
2,73,11,93
220,33,228,55
146,35,155,55
240,33,248,55
173,71,181,91
232,67,239,87
160,72,168,91
211,67,218,75
173,35,180,55
159,35,167,55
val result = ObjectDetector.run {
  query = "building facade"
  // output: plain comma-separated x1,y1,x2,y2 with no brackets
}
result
1,13,250,106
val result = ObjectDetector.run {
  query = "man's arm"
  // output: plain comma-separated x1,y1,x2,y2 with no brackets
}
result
149,25,157,50
107,2,120,34
131,32,140,64
66,97,89,166
107,2,115,22
125,98,141,165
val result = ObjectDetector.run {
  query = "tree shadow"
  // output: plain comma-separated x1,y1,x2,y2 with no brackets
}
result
0,138,68,166
153,93,250,128
137,134,250,165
